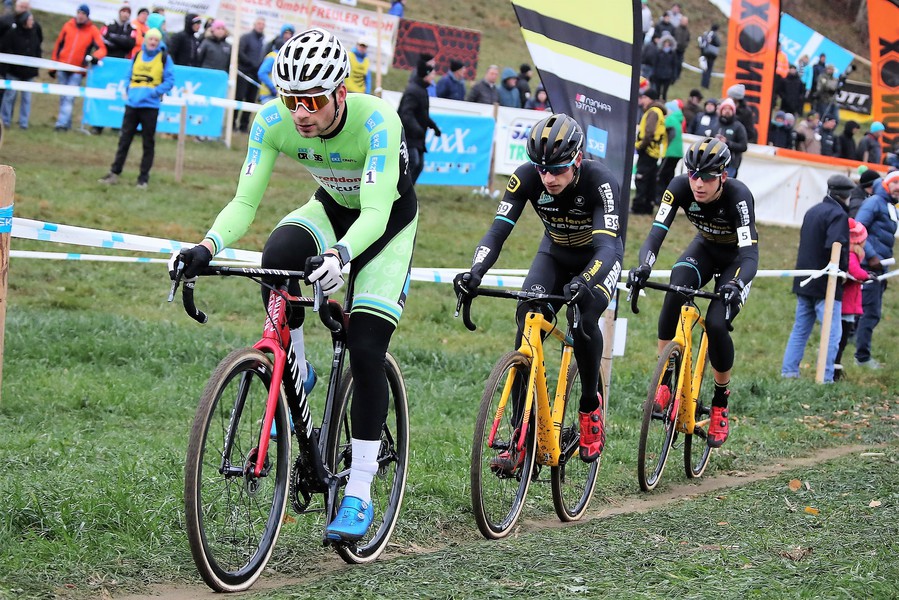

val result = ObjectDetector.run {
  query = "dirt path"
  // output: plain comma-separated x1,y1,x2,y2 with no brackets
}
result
115,443,879,600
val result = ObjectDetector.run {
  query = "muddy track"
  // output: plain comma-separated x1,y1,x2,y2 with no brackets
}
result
115,443,881,600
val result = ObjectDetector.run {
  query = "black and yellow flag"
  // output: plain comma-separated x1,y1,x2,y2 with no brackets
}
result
511,0,642,215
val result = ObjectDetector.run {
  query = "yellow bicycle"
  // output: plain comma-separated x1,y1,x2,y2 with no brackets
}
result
628,280,725,491
456,287,602,539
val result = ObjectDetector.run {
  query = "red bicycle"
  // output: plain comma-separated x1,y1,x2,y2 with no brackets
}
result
170,265,409,592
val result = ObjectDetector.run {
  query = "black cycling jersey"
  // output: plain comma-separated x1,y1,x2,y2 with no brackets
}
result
638,174,759,286
467,159,624,413
470,159,624,303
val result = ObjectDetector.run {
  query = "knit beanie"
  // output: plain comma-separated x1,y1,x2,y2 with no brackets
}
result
416,53,434,78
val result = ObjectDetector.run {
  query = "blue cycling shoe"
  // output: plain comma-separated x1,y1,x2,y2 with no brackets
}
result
325,495,374,542
271,361,317,439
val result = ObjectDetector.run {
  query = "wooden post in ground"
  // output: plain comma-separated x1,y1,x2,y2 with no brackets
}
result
175,104,187,183
815,242,842,383
0,165,14,402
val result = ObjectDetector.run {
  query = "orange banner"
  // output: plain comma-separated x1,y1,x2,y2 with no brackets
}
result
867,0,899,160
722,0,780,146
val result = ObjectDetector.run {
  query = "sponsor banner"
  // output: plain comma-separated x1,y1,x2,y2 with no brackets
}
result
492,106,547,175
511,0,641,220
836,79,872,115
83,58,228,137
392,19,481,80
868,0,899,158
32,0,399,75
778,14,855,77
417,113,494,186
722,0,781,146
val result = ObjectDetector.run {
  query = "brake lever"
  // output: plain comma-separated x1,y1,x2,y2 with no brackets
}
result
167,259,185,302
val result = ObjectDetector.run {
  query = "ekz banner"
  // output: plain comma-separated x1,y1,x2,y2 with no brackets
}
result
722,0,781,145
392,19,482,81
83,58,229,138
510,0,641,219
417,113,495,186
867,0,899,158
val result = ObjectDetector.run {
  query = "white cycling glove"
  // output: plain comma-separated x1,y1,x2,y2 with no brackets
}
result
307,254,345,295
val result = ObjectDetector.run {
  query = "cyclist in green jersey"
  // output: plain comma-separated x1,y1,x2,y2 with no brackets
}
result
171,28,418,542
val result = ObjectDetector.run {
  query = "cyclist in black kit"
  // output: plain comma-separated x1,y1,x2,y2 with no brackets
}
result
455,113,624,465
627,137,758,448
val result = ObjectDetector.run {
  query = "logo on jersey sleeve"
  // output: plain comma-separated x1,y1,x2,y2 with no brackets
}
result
602,260,622,294
261,104,282,125
473,245,491,264
370,130,388,150
364,155,385,185
600,182,615,213
584,259,603,281
661,189,675,205
736,200,751,226
251,123,265,144
507,174,521,193
365,111,385,132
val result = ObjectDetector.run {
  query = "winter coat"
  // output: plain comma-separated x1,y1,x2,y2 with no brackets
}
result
778,73,805,115
712,115,748,173
436,71,466,101
497,67,521,108
842,250,868,316
0,11,41,79
466,78,498,105
197,36,231,72
792,194,849,300
734,99,757,143
52,17,107,68
663,107,685,158
837,128,859,161
100,17,135,59
794,119,821,154
398,74,438,151
819,127,840,157
652,46,679,83
856,134,883,165
856,182,898,266
690,110,719,136
169,13,201,66
768,123,793,149
126,41,175,109
238,29,266,76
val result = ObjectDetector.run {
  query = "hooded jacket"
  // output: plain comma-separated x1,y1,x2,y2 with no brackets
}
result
792,194,849,299
52,16,107,68
497,67,521,108
855,180,898,267
126,37,175,109
169,13,201,66
398,73,438,151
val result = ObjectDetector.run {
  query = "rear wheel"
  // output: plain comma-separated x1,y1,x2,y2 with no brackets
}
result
326,352,409,563
184,348,290,592
685,346,713,478
637,341,682,492
551,359,601,521
470,351,537,539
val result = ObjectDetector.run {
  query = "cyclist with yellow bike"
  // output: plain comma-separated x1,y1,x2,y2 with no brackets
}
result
627,137,758,448
171,28,418,543
455,113,624,464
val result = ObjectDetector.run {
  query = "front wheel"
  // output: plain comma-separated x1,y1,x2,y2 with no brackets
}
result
184,348,291,592
326,352,409,564
470,351,538,540
551,359,601,521
637,341,682,492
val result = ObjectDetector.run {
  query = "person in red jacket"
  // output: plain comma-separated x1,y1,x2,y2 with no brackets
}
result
51,4,107,131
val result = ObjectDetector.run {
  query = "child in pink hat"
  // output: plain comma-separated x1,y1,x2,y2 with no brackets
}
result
834,217,871,380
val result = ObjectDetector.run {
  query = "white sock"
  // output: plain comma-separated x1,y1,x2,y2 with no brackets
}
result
290,327,307,381
343,438,381,504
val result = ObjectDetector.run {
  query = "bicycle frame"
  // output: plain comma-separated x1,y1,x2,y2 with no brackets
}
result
491,310,575,467
670,304,710,436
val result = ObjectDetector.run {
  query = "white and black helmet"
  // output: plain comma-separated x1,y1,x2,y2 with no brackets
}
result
274,28,350,93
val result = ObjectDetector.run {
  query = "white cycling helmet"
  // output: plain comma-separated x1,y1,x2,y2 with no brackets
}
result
274,28,350,93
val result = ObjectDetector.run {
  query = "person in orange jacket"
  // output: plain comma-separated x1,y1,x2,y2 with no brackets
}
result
51,4,107,131
130,7,149,58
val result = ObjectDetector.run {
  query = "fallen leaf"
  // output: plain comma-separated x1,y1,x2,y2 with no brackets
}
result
717,521,728,526
804,506,819,515
804,481,812,491
788,479,802,491
779,546,813,561
801,403,810,409
869,500,882,508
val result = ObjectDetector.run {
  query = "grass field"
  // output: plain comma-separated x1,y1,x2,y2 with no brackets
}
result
1,3,897,598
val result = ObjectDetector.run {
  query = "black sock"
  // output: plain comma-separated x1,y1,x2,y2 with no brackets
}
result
712,381,730,409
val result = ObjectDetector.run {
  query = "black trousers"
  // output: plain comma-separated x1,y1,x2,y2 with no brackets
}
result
111,105,158,184
234,74,258,131
633,150,658,214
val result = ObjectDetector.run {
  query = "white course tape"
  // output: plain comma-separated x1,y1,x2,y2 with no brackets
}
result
0,78,263,112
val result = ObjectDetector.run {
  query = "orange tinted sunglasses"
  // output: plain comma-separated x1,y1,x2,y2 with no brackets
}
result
279,92,332,113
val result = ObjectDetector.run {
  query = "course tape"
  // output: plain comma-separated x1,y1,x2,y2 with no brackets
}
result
11,217,897,285
0,78,262,112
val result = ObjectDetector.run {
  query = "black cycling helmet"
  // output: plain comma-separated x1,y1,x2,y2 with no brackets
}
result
526,114,584,166
683,137,731,174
